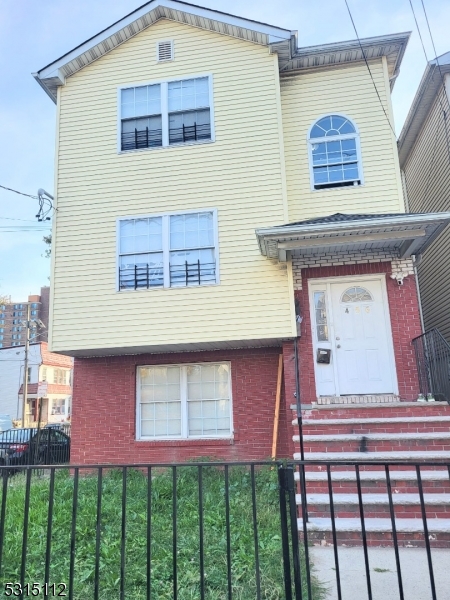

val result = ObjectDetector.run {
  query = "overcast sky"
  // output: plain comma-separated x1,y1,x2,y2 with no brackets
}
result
0,0,448,301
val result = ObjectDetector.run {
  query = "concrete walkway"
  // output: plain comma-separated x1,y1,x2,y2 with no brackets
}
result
310,546,450,600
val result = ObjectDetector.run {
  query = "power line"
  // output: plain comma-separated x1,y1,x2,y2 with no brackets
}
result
408,0,429,61
0,184,37,199
344,0,397,138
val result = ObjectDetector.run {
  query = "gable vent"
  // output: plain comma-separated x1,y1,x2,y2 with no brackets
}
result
157,41,174,62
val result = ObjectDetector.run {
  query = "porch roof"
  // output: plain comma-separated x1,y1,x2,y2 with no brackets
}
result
255,212,450,262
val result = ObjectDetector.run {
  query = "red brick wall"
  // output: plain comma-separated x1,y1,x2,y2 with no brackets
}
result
71,347,291,465
294,262,422,404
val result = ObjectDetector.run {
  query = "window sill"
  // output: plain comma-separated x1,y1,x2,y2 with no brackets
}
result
118,139,215,155
115,281,220,294
310,182,365,192
135,437,234,446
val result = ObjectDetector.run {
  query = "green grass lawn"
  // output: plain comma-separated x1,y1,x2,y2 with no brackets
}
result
0,465,325,599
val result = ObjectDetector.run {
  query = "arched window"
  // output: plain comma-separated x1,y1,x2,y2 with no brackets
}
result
308,115,362,190
341,286,373,303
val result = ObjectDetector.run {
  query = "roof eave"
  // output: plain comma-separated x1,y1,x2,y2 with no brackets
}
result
256,212,450,258
35,0,292,100
398,54,450,164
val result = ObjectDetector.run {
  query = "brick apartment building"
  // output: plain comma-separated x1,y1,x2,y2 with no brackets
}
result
0,286,49,349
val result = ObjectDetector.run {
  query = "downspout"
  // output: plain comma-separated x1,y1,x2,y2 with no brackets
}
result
294,299,308,523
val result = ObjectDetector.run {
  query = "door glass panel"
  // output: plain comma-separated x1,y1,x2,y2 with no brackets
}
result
314,291,328,341
341,286,373,302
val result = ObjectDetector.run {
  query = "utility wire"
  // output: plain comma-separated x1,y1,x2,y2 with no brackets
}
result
0,184,38,199
344,0,397,138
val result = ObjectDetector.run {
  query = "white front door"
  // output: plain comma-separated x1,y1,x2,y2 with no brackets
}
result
309,277,397,397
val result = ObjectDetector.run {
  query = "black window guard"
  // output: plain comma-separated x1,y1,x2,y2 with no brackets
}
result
119,261,216,290
121,127,163,151
169,122,211,145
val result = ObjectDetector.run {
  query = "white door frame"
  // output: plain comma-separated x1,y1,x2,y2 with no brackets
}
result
308,274,399,397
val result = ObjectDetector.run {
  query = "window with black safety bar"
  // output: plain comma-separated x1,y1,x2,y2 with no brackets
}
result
118,210,218,291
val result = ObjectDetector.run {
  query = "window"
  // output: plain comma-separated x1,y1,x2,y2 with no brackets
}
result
41,367,47,382
119,75,213,152
12,326,22,332
13,311,23,317
0,343,2,348
313,292,328,341
0,322,4,327
308,115,362,190
0,335,3,341
14,304,23,309
27,367,32,383
53,369,67,385
31,310,38,316
118,210,218,290
137,363,232,439
341,286,373,302
12,334,21,340
51,398,66,416
31,303,39,309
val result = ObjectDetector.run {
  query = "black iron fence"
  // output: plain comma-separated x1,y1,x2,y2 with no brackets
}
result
413,328,450,403
0,424,70,470
0,459,448,599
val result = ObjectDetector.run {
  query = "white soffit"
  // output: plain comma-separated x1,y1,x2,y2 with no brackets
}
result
255,213,450,261
280,32,411,88
33,0,293,102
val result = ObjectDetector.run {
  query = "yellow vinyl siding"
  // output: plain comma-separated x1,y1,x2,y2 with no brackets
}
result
280,60,405,221
52,19,294,354
403,87,450,341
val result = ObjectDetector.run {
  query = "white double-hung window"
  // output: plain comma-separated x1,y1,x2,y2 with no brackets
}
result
119,75,213,152
137,363,232,439
118,210,218,290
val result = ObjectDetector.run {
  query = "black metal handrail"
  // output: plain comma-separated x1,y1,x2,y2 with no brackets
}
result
412,328,450,402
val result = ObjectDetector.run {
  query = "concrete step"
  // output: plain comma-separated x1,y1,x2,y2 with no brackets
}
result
302,517,450,547
293,450,450,461
295,431,450,453
295,415,450,435
294,403,450,421
295,469,450,494
296,493,450,519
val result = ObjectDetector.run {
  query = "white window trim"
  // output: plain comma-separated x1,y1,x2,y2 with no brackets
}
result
116,207,220,293
136,361,234,441
307,113,364,191
117,73,215,154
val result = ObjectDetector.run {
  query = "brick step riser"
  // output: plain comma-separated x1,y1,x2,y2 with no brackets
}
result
304,531,450,548
301,440,450,453
296,406,450,420
303,481,450,494
303,424,450,435
302,506,450,519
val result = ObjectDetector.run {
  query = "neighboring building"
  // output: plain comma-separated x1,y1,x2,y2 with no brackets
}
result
0,286,50,348
398,52,450,341
34,0,450,466
0,342,72,424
